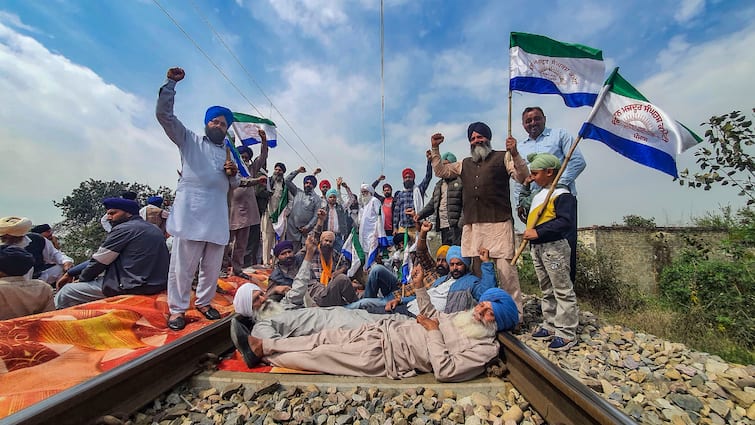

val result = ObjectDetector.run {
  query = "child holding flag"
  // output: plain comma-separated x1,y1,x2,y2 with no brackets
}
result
522,153,579,351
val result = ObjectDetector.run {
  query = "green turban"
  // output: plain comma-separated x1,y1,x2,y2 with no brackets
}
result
441,152,457,163
527,153,561,170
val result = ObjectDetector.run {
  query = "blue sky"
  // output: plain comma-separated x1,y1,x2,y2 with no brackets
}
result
1,0,753,230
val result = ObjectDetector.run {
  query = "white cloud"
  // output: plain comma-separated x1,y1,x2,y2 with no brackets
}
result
429,49,503,101
655,35,691,69
642,23,755,128
675,0,705,23
0,11,38,33
267,0,348,43
0,22,178,222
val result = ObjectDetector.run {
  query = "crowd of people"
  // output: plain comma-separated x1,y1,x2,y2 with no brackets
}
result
0,66,587,381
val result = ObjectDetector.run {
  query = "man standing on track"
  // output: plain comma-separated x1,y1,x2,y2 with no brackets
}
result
429,122,529,319
156,66,239,331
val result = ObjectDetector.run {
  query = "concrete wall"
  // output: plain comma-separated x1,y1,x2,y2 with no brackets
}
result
575,226,728,293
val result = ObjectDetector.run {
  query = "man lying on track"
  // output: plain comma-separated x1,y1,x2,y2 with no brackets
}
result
231,266,518,382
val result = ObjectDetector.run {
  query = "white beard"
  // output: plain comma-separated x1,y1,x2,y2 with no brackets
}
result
452,310,497,340
253,299,285,322
359,194,371,208
470,142,492,163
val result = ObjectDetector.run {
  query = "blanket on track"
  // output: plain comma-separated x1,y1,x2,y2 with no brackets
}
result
0,269,271,419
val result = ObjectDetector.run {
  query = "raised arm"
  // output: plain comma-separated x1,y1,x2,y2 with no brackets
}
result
418,153,433,196
430,133,462,179
505,136,528,184
282,235,318,307
285,167,305,196
412,267,438,318
250,129,270,176
471,249,496,301
155,67,190,148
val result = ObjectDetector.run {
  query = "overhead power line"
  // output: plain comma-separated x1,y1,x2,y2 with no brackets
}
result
151,0,316,170
186,0,330,177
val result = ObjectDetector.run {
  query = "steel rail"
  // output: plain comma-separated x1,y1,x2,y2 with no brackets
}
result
498,332,636,425
2,316,234,425
3,318,636,425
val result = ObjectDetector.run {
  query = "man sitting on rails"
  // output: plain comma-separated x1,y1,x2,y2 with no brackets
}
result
55,198,170,308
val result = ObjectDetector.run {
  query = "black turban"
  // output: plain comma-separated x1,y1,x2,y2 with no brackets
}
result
30,224,51,234
467,122,492,141
0,245,34,276
274,162,287,173
120,190,138,200
103,198,140,215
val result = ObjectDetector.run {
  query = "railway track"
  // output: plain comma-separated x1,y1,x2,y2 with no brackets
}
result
2,319,635,425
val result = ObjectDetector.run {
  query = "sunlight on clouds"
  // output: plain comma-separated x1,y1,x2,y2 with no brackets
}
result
675,0,705,23
0,11,38,33
261,61,377,181
0,22,176,221
642,24,755,126
268,0,348,42
655,35,691,70
429,50,502,101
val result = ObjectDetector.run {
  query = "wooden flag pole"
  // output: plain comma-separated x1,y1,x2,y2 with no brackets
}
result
510,134,584,266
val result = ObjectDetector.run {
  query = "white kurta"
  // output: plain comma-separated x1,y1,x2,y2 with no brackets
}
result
358,197,383,263
156,79,238,245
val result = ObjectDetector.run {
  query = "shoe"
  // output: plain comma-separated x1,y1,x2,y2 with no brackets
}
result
230,317,261,368
532,327,554,339
197,305,221,320
168,314,186,331
548,337,576,351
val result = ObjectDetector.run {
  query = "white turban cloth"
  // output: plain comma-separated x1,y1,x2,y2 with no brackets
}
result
233,283,261,317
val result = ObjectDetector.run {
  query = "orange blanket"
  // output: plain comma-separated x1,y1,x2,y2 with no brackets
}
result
0,271,270,419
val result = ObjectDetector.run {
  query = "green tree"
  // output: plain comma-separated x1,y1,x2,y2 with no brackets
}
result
621,214,656,228
679,109,755,206
53,179,173,262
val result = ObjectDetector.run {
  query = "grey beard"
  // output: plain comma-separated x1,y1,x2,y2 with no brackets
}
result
470,142,492,163
253,299,285,322
359,194,371,207
452,310,497,339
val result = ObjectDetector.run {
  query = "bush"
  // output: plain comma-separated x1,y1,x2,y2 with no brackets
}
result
621,214,656,228
516,251,540,295
659,255,755,350
517,242,644,312
574,242,644,312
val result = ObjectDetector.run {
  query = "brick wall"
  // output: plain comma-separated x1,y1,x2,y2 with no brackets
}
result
575,227,727,293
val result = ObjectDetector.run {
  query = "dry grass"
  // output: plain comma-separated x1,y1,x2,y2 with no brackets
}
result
592,300,755,364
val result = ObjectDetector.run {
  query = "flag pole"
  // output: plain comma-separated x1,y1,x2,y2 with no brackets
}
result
510,70,616,266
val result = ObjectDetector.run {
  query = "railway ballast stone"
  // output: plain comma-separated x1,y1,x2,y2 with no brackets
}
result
130,294,753,425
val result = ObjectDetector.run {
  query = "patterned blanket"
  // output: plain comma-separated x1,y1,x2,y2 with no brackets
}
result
0,270,271,419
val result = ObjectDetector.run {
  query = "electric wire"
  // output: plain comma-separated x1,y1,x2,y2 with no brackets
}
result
380,0,386,174
186,0,330,177
151,0,314,169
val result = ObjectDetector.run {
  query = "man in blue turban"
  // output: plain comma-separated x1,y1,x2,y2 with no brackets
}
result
156,66,240,330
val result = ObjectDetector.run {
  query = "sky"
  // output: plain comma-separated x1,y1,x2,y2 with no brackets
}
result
1,0,753,230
